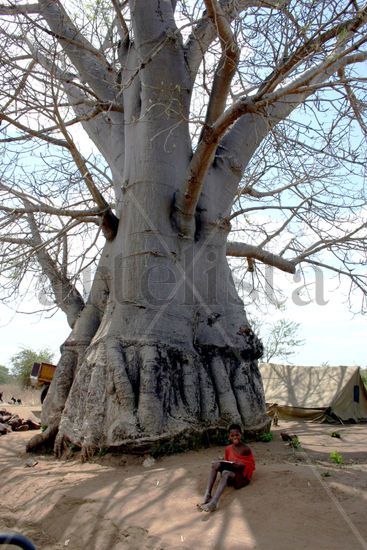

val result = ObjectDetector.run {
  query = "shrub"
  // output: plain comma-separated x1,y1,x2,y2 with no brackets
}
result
256,432,273,442
329,451,344,464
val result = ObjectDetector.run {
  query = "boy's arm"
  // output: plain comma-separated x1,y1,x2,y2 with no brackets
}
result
240,445,252,456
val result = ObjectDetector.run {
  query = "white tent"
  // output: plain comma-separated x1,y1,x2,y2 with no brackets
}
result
260,363,367,423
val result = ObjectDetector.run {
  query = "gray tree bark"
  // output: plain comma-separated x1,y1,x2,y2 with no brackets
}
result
30,121,269,455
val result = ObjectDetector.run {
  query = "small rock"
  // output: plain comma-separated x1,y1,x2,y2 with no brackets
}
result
8,416,22,430
0,422,12,435
142,456,156,468
15,424,30,431
26,418,41,430
25,458,38,468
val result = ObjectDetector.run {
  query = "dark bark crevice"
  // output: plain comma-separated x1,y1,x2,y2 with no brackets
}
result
99,208,119,240
170,191,208,240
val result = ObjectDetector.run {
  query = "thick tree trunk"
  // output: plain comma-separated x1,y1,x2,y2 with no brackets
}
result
27,125,270,458
26,4,270,457
32,245,269,457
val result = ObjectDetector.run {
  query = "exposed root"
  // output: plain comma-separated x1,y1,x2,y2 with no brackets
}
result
81,444,97,463
26,426,57,453
54,432,69,458
43,340,269,453
99,208,119,240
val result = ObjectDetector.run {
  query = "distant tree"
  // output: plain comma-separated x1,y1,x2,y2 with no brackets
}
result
10,348,54,388
0,365,11,384
261,319,305,363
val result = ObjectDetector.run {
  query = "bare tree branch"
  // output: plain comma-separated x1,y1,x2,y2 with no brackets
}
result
37,0,118,101
110,0,129,41
202,0,240,126
217,50,367,187
51,90,119,240
294,222,367,263
0,112,69,147
338,67,367,137
257,5,367,99
25,206,85,327
184,0,287,82
0,2,39,15
226,241,296,274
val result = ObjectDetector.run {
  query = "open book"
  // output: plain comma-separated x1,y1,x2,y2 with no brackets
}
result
215,460,240,472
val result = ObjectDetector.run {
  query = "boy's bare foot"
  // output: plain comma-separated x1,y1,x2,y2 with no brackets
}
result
197,500,217,512
196,493,211,510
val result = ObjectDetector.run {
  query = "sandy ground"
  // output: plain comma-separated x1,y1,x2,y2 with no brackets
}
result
1,387,367,550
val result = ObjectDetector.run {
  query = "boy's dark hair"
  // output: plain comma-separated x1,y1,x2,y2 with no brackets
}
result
228,423,242,433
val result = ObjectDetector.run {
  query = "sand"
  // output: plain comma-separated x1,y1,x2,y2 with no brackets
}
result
1,389,367,550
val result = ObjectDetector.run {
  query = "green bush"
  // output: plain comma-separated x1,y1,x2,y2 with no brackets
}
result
0,365,11,384
256,432,273,442
290,435,301,449
329,451,344,464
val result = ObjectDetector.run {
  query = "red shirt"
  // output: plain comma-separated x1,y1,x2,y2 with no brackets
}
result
224,444,255,480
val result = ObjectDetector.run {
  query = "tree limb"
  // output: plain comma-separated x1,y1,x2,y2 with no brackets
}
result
202,0,240,126
51,91,119,240
129,0,176,49
28,43,125,183
0,2,39,15
217,49,367,186
226,241,296,274
37,0,117,101
0,236,33,245
0,202,101,219
2,59,36,112
257,5,367,99
228,204,308,222
184,0,287,82
338,67,367,137
0,112,69,147
175,44,367,237
294,222,367,263
259,198,311,248
110,0,129,41
240,180,300,199
25,206,85,327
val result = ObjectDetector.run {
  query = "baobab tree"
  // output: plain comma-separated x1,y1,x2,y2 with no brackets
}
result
0,0,366,458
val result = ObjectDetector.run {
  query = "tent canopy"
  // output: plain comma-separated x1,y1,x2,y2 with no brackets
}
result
260,363,367,422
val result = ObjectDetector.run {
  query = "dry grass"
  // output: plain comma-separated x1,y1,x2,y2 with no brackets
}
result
0,383,40,406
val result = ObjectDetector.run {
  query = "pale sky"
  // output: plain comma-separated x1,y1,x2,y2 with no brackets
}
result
244,266,366,367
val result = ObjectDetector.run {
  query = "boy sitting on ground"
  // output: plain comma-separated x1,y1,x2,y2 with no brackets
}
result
197,423,255,512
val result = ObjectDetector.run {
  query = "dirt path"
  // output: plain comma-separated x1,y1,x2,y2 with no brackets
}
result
1,402,367,549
